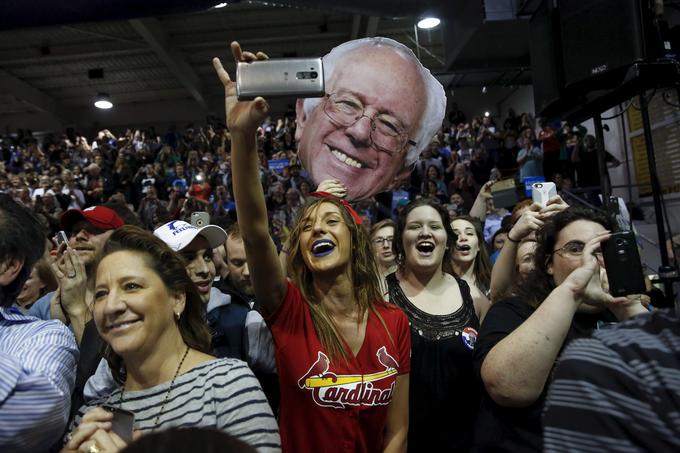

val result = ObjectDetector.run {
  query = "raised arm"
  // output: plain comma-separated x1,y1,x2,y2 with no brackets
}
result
213,42,286,318
489,206,542,302
469,181,493,221
481,232,625,407
50,245,91,345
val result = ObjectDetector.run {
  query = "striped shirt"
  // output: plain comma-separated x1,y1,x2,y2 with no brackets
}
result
0,306,79,452
543,309,680,453
71,358,281,452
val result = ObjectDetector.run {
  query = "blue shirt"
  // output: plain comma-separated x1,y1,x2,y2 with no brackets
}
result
28,290,54,320
0,306,79,452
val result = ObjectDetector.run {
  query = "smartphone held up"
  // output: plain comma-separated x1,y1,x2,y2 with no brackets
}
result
191,211,210,228
54,230,69,248
601,230,646,297
236,58,325,100
531,182,557,207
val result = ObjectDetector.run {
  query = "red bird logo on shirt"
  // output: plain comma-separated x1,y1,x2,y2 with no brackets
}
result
298,351,331,389
297,348,400,409
377,346,398,370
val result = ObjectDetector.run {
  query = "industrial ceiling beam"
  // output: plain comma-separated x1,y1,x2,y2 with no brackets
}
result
129,17,206,108
0,68,71,123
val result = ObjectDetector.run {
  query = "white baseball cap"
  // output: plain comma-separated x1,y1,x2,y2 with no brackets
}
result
153,220,227,252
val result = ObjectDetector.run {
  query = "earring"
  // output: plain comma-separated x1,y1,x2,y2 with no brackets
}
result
396,253,405,268
174,311,181,321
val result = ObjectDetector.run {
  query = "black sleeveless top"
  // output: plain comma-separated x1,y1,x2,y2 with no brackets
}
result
387,272,481,453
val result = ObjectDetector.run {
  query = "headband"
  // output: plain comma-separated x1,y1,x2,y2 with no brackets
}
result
309,192,363,225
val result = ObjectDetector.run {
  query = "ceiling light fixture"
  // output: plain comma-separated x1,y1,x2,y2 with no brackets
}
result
482,86,488,94
484,111,490,117
94,93,113,109
214,2,228,8
417,17,441,29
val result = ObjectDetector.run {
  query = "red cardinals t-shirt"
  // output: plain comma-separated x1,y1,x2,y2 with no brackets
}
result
267,281,411,453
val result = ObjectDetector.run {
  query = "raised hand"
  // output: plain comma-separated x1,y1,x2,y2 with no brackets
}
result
478,180,494,199
562,231,627,307
50,244,88,317
540,195,569,218
509,205,543,241
212,42,270,136
316,179,347,198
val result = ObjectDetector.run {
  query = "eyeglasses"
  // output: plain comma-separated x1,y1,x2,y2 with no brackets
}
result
549,240,603,260
372,236,394,246
323,93,417,155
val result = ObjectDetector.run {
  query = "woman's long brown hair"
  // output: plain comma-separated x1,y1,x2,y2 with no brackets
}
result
286,197,393,361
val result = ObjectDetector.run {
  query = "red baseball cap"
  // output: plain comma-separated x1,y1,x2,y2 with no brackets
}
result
60,206,124,232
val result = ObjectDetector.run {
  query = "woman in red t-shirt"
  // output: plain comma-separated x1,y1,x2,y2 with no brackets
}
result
213,42,410,453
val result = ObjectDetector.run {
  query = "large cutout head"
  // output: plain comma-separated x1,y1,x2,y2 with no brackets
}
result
295,37,446,200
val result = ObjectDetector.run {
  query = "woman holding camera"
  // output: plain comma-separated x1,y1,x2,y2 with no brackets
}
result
213,42,410,453
63,226,279,453
473,207,648,452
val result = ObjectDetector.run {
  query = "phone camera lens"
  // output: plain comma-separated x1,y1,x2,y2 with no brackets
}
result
535,184,542,188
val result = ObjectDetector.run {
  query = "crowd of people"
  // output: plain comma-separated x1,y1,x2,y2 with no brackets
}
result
0,38,677,453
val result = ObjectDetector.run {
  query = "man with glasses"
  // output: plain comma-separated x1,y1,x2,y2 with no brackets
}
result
295,37,446,200
369,219,397,297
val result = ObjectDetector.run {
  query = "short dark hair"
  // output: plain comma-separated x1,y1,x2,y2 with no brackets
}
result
0,194,46,307
492,225,511,247
97,225,212,383
226,223,242,241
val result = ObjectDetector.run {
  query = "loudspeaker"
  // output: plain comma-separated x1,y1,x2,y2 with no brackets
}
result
530,0,666,119
559,0,662,91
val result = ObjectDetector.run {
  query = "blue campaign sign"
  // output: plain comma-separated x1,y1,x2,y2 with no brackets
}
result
523,176,545,197
391,190,410,217
268,159,289,174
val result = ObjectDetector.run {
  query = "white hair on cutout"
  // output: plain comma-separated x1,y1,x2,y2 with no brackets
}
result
301,37,446,168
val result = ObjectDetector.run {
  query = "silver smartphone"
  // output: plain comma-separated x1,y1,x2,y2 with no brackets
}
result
54,230,68,247
236,58,325,100
190,211,210,228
